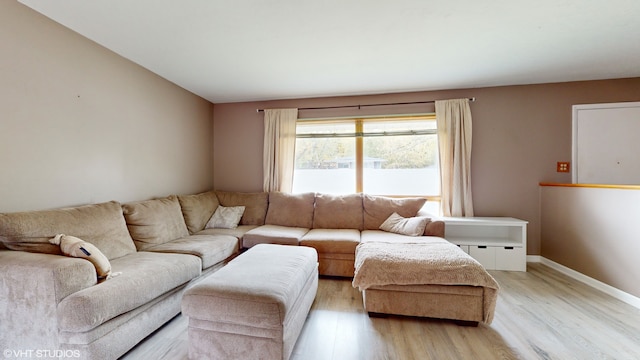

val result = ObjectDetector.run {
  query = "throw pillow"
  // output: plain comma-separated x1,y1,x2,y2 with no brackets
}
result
215,191,269,225
363,194,427,230
379,212,431,236
205,205,245,229
49,234,113,279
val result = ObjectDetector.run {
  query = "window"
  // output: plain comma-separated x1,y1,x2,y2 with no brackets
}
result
293,121,356,194
292,115,440,204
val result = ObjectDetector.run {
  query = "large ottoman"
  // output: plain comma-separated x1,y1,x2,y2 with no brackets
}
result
182,244,318,360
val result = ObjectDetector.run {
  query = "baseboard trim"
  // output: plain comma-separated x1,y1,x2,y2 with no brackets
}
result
528,256,640,310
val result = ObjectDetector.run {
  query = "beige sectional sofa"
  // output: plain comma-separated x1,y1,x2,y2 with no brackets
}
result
198,190,443,276
0,190,442,359
240,192,444,276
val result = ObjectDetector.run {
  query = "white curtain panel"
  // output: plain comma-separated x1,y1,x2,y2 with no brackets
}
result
435,99,474,217
263,108,298,192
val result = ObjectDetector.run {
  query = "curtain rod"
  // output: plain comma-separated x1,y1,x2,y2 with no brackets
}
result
256,97,475,113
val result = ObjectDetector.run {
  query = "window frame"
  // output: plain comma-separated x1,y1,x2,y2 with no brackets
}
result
294,114,440,201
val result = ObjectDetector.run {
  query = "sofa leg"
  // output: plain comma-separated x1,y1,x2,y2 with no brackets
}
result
367,311,389,318
453,320,479,327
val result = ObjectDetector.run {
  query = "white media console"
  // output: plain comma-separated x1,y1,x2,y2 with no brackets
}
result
443,217,528,272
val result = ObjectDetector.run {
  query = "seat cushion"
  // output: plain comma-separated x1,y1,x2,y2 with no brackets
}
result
57,252,201,333
242,225,309,248
360,229,443,244
144,234,239,269
300,229,360,254
196,224,258,241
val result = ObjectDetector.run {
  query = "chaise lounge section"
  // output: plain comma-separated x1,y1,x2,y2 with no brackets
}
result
353,232,500,325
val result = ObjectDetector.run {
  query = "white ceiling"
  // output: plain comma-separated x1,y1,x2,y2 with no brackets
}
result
18,0,640,103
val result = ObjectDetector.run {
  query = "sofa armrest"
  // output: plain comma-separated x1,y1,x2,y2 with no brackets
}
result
0,250,97,301
0,250,96,349
424,220,445,237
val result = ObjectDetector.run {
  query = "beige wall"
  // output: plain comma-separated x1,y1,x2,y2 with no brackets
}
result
0,1,214,212
540,185,640,298
213,78,640,255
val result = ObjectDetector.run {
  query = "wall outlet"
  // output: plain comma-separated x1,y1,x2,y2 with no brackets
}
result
557,162,570,173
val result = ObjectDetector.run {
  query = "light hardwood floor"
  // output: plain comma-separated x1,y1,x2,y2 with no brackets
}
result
120,263,640,360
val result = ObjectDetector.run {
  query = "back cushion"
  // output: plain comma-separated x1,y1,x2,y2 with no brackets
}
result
313,193,363,230
265,192,315,228
215,191,269,225
0,201,136,260
177,191,219,234
122,195,189,250
362,194,427,230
